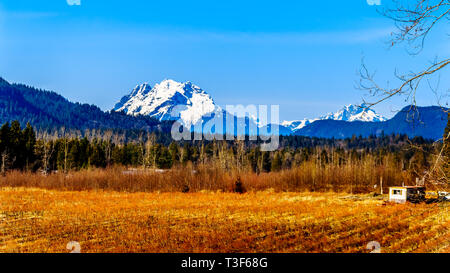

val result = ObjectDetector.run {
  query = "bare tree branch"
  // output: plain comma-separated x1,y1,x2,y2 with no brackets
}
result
359,57,450,108
359,0,450,187
382,0,450,53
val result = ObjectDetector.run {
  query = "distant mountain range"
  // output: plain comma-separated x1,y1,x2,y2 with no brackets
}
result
113,79,447,140
113,79,390,134
0,77,447,140
292,105,447,140
281,103,387,132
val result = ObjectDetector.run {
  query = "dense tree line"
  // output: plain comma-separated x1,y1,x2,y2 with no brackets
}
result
0,121,440,177
0,121,36,173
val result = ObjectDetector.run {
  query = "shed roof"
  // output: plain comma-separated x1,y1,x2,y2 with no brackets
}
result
389,186,425,189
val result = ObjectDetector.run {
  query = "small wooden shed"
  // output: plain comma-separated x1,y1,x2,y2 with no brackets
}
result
388,186,426,203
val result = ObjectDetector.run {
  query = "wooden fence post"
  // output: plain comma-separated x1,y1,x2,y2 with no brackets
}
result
380,176,383,195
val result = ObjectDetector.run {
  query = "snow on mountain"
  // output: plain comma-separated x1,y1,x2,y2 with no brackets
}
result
282,103,386,132
281,119,319,131
115,80,387,134
320,103,387,122
114,79,221,126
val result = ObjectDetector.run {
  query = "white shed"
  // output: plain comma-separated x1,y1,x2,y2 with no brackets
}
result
389,186,426,203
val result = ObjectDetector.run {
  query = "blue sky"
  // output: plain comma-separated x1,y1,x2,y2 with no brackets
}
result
0,0,448,121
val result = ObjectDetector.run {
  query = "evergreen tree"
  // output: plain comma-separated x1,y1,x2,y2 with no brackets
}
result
0,122,11,174
156,146,173,169
261,152,271,173
22,123,36,170
89,139,106,168
79,137,90,168
9,121,24,169
67,140,81,170
180,143,191,165
271,152,282,172
168,142,180,164
247,147,260,173
0,122,10,155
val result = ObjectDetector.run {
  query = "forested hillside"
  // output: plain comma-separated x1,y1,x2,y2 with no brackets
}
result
0,77,173,134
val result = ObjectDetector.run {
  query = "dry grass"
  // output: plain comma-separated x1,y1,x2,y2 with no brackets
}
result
1,187,448,253
0,161,413,193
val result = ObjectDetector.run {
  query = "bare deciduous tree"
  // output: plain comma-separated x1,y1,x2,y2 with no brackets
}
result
360,0,450,108
103,130,113,167
39,130,56,175
145,133,156,168
1,151,9,176
59,127,70,174
360,0,450,187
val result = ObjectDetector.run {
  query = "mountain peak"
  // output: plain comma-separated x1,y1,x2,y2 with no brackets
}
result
113,79,219,125
321,103,387,122
282,103,386,132
158,79,179,88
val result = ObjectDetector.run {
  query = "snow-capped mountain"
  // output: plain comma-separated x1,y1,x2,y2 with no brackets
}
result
115,80,387,134
281,119,319,132
282,103,386,132
321,103,387,122
114,79,221,126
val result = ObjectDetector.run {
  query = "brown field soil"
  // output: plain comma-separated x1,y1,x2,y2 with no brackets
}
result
0,187,449,253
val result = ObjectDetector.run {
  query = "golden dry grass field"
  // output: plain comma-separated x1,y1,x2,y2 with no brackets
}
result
0,187,449,253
